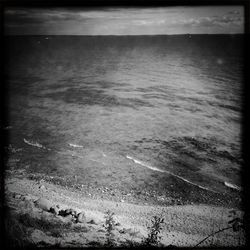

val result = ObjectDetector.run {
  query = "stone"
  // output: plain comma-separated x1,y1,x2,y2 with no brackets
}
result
34,198,53,211
49,206,59,215
65,209,71,213
68,208,76,215
119,229,126,234
21,195,26,201
39,185,45,190
59,209,67,216
87,218,99,225
65,214,73,219
23,195,33,201
58,209,68,217
87,219,97,225
14,194,21,199
72,210,77,217
63,215,73,223
76,212,86,223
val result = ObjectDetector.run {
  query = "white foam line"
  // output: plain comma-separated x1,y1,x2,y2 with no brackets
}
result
69,143,84,148
24,138,45,149
126,155,219,193
224,181,242,191
126,155,165,172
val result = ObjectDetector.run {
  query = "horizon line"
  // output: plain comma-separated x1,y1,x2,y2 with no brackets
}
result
4,33,244,36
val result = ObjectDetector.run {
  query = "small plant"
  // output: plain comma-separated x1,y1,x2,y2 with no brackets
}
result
103,210,119,247
195,209,245,247
228,210,244,232
142,215,165,247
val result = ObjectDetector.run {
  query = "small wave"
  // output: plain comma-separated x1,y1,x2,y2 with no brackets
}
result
69,143,84,148
224,181,242,191
23,138,45,149
126,155,219,193
126,155,165,172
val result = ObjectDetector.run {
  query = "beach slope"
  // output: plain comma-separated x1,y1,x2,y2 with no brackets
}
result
4,171,245,248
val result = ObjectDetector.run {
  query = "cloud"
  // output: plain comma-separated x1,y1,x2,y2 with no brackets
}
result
174,14,243,28
133,19,166,26
4,6,244,35
5,8,90,25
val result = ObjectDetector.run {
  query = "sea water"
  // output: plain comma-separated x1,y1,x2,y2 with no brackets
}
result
4,35,243,194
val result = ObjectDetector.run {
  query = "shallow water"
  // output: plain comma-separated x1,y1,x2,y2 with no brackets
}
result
4,35,243,195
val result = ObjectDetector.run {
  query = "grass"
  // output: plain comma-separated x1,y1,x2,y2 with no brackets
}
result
18,212,74,237
5,216,28,247
103,210,166,248
5,202,245,248
4,210,35,248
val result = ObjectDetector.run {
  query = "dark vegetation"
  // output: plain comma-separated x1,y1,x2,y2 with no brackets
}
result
142,215,165,247
5,212,33,247
195,210,245,247
4,204,245,248
103,210,120,247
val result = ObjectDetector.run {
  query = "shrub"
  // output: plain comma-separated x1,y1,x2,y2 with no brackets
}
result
142,215,165,247
195,209,245,247
103,210,119,247
228,209,244,232
5,213,33,247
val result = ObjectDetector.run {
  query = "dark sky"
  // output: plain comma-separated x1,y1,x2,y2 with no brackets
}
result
4,6,244,35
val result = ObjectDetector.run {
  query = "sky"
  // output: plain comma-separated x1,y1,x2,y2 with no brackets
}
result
4,6,244,35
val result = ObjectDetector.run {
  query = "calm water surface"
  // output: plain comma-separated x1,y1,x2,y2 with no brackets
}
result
5,35,243,194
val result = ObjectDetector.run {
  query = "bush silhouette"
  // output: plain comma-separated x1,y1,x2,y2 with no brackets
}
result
142,215,165,246
103,210,119,247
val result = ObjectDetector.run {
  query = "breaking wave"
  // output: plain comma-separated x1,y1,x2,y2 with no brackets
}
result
126,155,220,193
224,181,242,191
23,138,46,149
22,137,242,193
68,143,84,148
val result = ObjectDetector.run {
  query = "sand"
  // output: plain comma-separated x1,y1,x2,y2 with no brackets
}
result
4,171,245,248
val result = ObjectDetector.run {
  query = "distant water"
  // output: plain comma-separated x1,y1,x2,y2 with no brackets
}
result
4,35,243,194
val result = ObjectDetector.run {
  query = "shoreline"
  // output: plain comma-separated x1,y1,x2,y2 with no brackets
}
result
5,168,242,209
5,137,242,209
4,171,245,247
